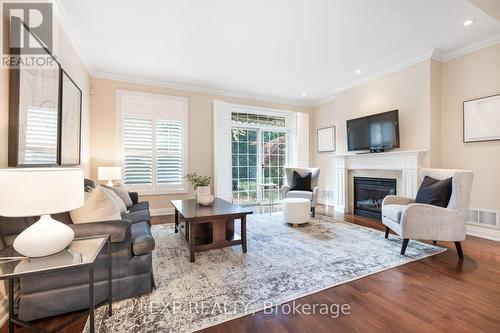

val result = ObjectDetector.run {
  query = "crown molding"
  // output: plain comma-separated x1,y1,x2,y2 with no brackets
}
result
51,0,94,73
433,33,500,62
91,71,313,107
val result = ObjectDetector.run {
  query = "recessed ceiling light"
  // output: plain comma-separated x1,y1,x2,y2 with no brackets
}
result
463,19,475,27
355,69,362,74
301,92,307,97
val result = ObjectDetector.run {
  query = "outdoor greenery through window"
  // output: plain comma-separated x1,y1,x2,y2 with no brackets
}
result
232,129,258,204
231,112,286,127
231,128,286,205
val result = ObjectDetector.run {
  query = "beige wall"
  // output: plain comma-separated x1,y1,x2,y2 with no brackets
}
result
89,77,311,210
0,23,91,173
441,43,500,210
334,60,432,155
310,100,335,197
310,60,435,197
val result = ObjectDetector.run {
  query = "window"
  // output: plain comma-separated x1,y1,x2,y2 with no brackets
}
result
118,90,188,194
231,112,286,127
21,106,58,164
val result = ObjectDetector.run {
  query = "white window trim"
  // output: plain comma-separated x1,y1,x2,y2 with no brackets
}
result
116,89,189,195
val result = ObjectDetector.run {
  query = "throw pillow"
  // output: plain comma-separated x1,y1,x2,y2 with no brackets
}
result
290,171,312,192
102,184,133,208
70,187,121,223
101,186,127,214
415,176,453,208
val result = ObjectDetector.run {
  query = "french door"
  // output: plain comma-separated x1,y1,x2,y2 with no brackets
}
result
231,128,287,205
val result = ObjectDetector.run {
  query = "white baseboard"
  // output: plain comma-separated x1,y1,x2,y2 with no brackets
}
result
317,198,335,207
150,208,175,216
466,225,500,242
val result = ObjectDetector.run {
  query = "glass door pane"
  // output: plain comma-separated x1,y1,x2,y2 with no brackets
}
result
231,129,258,205
261,131,286,203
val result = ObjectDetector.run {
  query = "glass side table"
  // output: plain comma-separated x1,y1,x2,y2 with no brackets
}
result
0,235,112,333
258,183,278,215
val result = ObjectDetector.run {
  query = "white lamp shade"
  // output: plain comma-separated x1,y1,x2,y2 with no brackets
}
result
98,166,121,181
0,168,84,217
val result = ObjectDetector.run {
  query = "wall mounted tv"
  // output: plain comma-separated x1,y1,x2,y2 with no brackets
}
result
346,110,400,152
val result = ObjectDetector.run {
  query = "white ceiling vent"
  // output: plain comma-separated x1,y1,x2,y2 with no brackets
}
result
468,208,500,229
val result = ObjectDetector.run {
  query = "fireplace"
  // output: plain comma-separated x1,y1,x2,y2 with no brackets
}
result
353,177,396,221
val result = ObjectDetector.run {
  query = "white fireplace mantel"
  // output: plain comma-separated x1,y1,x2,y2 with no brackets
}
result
333,150,426,213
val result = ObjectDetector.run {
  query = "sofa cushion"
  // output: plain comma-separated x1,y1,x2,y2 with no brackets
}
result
131,222,155,256
102,184,133,208
286,190,313,200
70,187,121,224
415,176,453,208
101,186,127,214
382,204,406,223
122,210,150,224
128,201,150,213
290,171,312,191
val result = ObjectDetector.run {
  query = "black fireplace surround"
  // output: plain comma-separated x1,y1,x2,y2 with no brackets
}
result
354,177,396,221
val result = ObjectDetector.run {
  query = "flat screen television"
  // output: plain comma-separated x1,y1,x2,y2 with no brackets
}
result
346,110,400,152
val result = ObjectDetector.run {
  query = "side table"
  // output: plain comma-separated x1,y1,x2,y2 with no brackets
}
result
0,235,112,333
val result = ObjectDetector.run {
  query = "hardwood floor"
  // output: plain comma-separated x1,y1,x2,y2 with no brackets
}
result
3,206,500,333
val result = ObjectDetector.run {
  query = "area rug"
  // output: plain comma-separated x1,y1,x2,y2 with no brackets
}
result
89,213,445,332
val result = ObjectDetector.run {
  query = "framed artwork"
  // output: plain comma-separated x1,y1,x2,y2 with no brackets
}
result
8,19,61,167
464,94,500,143
61,69,82,166
317,126,336,152
60,69,82,165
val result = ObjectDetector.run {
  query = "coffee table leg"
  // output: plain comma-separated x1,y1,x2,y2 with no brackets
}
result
189,221,195,262
174,209,179,233
241,215,247,253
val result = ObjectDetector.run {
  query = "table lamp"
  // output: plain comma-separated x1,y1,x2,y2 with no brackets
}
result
0,168,84,257
98,166,121,186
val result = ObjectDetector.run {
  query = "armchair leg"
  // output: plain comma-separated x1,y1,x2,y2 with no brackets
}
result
384,226,390,239
311,207,316,218
401,239,409,255
455,242,464,259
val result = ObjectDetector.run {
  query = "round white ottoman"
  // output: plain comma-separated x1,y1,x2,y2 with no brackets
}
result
282,198,311,227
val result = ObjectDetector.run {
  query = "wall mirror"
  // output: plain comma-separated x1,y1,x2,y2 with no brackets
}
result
8,22,61,167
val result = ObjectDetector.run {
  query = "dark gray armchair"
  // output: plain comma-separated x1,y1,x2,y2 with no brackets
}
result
0,179,155,321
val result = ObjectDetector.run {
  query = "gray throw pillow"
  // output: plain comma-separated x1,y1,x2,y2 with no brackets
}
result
102,184,133,208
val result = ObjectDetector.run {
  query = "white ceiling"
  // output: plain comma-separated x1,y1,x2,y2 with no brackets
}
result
59,0,500,105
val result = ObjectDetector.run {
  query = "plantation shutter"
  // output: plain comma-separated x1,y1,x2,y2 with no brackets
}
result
122,117,153,186
291,112,309,167
118,90,188,194
156,120,183,184
21,107,58,164
213,100,233,201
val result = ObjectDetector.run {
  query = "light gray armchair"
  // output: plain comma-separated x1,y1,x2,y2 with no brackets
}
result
381,168,473,258
281,168,320,217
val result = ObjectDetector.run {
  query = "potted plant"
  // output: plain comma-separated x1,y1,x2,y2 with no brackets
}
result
184,173,214,205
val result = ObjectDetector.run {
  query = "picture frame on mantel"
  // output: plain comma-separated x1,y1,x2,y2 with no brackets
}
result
317,126,336,152
463,93,500,143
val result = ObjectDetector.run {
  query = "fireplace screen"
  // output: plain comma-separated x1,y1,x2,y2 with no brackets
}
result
353,177,396,221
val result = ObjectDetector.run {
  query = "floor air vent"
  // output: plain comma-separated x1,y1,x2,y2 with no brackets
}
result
468,208,500,229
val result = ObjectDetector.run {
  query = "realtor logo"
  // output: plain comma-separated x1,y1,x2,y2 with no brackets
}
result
3,2,53,54
2,1,56,68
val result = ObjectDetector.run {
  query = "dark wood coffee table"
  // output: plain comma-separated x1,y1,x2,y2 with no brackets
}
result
171,198,253,262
